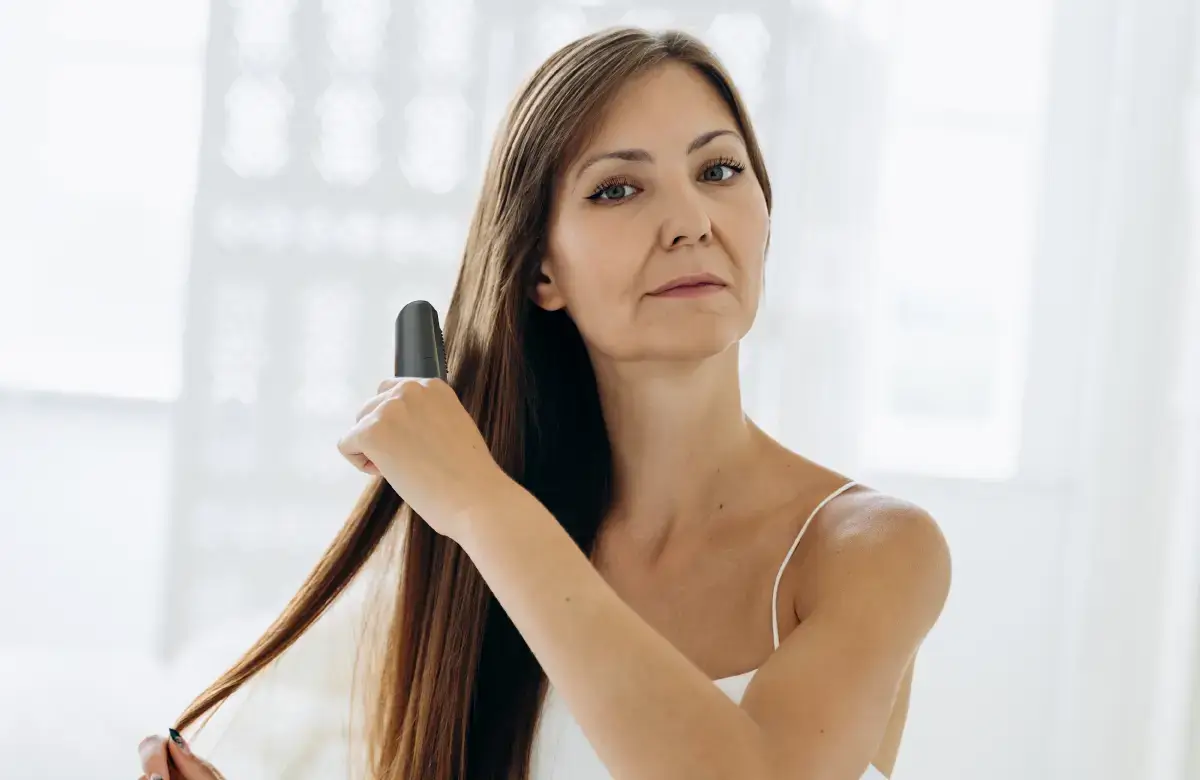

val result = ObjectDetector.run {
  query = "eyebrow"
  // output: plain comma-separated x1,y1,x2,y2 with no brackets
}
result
572,128,744,183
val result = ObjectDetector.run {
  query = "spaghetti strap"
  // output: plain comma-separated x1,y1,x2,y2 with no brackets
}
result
770,479,859,649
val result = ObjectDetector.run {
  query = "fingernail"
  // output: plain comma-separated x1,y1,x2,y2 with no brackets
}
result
168,727,189,753
150,775,164,780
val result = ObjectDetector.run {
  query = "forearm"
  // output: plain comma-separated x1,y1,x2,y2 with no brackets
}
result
459,485,776,780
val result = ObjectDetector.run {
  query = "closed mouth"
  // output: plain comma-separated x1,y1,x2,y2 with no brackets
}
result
648,274,729,295
653,282,723,293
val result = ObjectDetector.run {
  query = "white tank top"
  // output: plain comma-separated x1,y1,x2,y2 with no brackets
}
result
529,480,889,780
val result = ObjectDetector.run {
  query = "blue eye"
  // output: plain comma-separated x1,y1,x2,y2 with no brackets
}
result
586,156,747,204
588,180,638,202
701,163,738,182
701,157,746,182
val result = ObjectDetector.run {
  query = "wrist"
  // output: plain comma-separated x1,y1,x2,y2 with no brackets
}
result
456,472,541,551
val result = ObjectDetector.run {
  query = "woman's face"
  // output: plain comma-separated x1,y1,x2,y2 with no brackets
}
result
535,62,770,363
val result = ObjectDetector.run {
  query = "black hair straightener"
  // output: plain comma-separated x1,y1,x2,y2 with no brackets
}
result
395,300,448,381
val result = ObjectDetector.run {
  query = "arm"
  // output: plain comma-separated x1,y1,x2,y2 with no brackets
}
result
460,486,951,780
740,501,949,779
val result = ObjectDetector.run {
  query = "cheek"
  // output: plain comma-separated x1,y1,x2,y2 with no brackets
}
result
554,216,642,304
548,219,652,354
721,194,769,277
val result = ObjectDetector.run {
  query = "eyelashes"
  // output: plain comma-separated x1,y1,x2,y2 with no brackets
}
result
586,156,748,203
588,178,638,203
698,155,747,182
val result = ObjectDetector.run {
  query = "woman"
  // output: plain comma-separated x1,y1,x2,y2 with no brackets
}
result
139,26,950,780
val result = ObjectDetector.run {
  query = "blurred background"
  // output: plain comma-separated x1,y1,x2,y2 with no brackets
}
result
1,0,1198,777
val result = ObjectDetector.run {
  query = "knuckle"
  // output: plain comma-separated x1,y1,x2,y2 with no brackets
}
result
379,393,407,415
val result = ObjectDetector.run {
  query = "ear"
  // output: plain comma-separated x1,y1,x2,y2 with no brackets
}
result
531,256,567,312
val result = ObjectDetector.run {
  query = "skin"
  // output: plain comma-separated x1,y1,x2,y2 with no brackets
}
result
532,61,945,777
138,731,221,779
140,60,949,780
537,62,772,553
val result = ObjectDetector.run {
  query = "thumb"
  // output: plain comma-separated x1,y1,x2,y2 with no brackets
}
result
166,728,226,780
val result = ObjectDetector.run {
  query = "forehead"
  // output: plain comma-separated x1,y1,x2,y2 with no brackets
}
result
570,62,740,158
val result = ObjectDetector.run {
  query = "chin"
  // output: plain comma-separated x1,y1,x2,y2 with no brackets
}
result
642,318,749,360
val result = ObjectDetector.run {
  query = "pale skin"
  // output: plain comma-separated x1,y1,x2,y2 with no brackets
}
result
140,61,950,779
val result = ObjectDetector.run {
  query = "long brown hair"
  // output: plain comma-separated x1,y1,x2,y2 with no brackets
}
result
174,25,773,780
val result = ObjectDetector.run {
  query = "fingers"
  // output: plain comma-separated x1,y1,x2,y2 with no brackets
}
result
374,376,444,394
336,429,382,476
164,729,226,779
341,377,442,476
358,390,391,423
341,378,413,475
362,377,433,422
338,387,401,473
138,735,171,779
338,397,381,475
165,731,221,779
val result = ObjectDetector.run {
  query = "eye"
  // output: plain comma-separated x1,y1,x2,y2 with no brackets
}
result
587,177,639,203
699,156,746,183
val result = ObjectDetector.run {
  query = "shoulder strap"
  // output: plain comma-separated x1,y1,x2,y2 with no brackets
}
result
770,480,860,649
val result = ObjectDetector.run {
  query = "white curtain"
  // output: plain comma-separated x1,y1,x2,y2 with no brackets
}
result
0,0,1196,778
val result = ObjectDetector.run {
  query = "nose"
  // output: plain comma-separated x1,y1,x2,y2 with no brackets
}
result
658,179,712,250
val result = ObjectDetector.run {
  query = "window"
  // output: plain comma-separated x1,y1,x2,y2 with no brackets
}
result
0,0,209,400
860,0,1052,479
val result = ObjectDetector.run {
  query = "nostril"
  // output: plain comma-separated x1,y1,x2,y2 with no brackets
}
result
669,230,712,247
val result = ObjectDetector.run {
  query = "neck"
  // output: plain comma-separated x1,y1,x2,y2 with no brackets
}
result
589,344,766,553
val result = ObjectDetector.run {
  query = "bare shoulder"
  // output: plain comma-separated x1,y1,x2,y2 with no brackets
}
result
807,485,953,641
826,487,950,564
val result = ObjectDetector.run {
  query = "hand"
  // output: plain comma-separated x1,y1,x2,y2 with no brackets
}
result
337,376,517,544
138,729,225,779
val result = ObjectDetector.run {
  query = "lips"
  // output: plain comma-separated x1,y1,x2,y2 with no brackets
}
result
664,282,719,291
648,273,728,295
